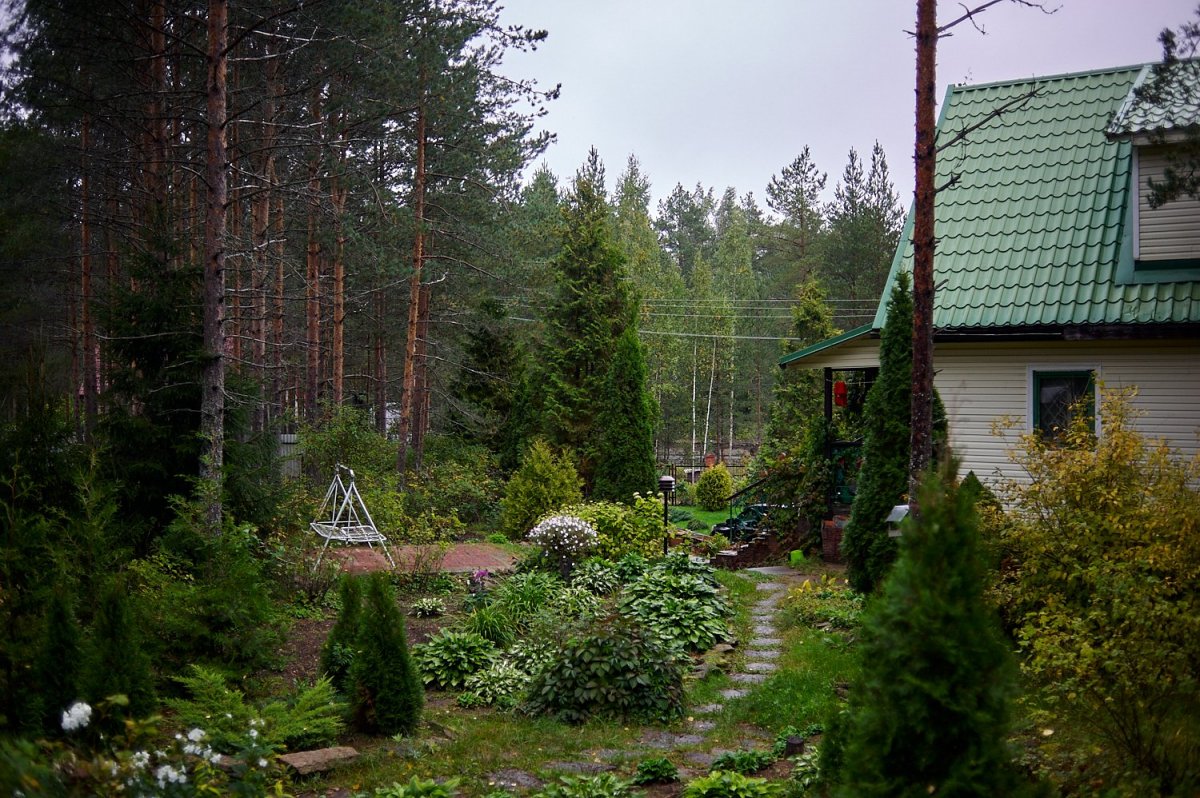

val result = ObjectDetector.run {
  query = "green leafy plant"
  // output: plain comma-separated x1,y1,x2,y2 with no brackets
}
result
486,532,508,545
350,573,423,736
570,558,619,595
633,756,680,785
168,666,345,753
523,610,685,724
780,579,863,631
994,388,1200,795
787,748,822,796
771,725,823,758
459,660,531,709
459,603,516,648
562,496,665,560
547,585,602,620
710,750,776,775
410,597,446,618
620,566,729,652
414,630,497,690
682,769,782,797
612,551,650,582
533,773,640,797
695,464,733,512
492,571,564,627
363,776,461,797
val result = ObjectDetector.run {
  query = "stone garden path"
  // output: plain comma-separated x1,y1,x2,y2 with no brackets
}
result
486,565,809,791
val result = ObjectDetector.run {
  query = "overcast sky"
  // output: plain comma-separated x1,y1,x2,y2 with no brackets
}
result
498,0,1197,212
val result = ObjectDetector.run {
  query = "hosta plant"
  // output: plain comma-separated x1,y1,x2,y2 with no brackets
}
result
682,770,782,798
409,597,446,618
570,558,620,595
532,773,640,798
460,660,531,709
413,630,497,690
633,756,680,785
361,777,461,797
709,749,775,775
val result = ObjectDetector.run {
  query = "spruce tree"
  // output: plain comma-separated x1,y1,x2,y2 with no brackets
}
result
826,464,1029,797
592,327,657,502
842,272,913,594
541,148,637,489
320,574,364,694
350,573,423,736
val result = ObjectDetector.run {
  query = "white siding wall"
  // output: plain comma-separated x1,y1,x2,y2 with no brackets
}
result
789,336,881,370
1137,146,1200,261
934,340,1200,490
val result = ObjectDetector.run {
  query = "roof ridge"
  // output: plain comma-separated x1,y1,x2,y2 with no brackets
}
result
950,63,1147,94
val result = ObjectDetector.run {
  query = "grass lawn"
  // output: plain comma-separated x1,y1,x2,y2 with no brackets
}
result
672,504,734,532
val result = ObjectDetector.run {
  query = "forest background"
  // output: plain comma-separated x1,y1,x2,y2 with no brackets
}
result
0,0,904,491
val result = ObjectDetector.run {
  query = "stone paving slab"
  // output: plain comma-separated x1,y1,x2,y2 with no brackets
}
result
639,731,705,749
745,661,778,673
731,672,768,684
749,637,783,647
691,703,723,714
755,582,789,592
720,688,750,699
744,649,780,660
753,624,776,635
545,761,614,774
689,720,717,733
487,769,543,790
278,746,359,776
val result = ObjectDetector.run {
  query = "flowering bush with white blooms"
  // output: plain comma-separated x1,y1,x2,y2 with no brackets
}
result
0,696,286,797
528,515,598,576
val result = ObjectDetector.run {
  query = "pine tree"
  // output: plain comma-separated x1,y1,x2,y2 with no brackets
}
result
767,146,827,263
350,573,423,736
825,464,1029,797
593,328,657,502
320,574,364,694
842,273,913,594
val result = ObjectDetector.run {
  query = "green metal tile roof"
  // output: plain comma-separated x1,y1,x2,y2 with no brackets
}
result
777,324,873,367
1107,61,1200,138
872,64,1200,332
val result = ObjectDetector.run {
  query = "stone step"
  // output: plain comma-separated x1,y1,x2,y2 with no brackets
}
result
731,672,768,684
277,746,359,776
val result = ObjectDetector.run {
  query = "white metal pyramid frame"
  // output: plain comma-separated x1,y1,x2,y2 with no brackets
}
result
310,464,395,569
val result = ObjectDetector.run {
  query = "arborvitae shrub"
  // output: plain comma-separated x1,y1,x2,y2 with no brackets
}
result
319,574,363,693
841,272,912,594
82,578,156,726
824,463,1031,797
34,587,82,734
499,439,583,538
694,464,732,512
350,573,423,735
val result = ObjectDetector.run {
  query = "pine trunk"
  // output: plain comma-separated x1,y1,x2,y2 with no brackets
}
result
80,114,97,437
396,98,426,475
305,155,322,424
909,0,937,498
200,0,229,532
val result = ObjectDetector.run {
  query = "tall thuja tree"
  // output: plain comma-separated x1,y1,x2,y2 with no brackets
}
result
540,149,637,488
825,464,1030,797
613,156,685,459
593,327,657,502
842,272,913,594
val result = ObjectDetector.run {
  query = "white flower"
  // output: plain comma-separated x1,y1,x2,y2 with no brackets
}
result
257,758,268,768
155,764,187,788
61,702,92,732
187,728,206,742
248,728,259,739
131,751,150,770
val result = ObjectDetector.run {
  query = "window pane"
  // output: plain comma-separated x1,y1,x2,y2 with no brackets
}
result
1037,373,1092,438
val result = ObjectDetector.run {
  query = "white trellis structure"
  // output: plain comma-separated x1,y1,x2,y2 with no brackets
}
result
310,464,395,569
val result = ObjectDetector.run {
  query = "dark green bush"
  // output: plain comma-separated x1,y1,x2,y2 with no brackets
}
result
32,587,82,735
414,630,497,690
694,464,733,512
523,610,685,724
320,574,364,693
350,573,423,736
82,578,156,726
824,465,1030,797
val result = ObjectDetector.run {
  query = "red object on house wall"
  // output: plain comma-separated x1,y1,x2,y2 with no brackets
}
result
833,380,848,407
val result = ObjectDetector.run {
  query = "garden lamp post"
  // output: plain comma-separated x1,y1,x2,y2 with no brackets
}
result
658,475,676,555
